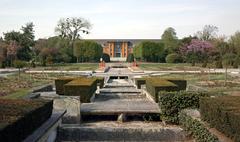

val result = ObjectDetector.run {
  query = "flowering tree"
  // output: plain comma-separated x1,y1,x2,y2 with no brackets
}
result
180,39,215,66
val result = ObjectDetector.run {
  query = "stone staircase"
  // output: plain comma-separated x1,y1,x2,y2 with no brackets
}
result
57,76,189,141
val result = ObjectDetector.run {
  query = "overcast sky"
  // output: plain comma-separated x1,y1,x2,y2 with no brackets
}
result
0,0,240,39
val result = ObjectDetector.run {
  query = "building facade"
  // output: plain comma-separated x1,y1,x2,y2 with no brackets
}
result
92,39,160,61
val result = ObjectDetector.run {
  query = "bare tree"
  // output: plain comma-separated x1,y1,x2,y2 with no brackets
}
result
196,25,218,41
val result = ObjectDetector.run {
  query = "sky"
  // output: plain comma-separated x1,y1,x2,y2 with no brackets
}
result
0,0,240,39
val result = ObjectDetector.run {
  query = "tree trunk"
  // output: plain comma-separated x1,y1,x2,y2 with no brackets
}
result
224,67,227,86
18,68,20,80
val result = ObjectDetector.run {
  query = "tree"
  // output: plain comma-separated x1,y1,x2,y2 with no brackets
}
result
180,39,214,66
17,22,35,61
73,40,102,62
222,53,236,86
229,31,240,55
133,41,164,62
126,53,134,62
196,25,218,41
55,17,91,48
13,60,27,80
102,53,110,62
161,27,179,53
165,53,182,63
4,22,35,62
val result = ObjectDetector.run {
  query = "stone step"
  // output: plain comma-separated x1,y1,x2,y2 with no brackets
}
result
104,84,135,88
57,122,188,141
94,93,145,101
81,100,160,115
99,88,141,93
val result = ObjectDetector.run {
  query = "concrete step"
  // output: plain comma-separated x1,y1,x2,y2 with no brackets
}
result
94,93,145,101
99,88,141,93
81,99,160,115
104,83,135,88
57,122,188,141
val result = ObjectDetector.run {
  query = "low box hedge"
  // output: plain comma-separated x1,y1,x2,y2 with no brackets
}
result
55,77,75,95
146,78,179,102
135,78,147,89
179,109,218,142
94,77,104,88
200,96,240,141
166,78,187,90
0,99,53,142
159,91,209,124
64,78,97,103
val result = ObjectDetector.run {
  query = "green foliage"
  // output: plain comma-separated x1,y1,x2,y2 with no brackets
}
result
133,41,164,62
159,91,209,124
4,22,35,61
200,96,240,141
64,78,97,103
165,53,183,63
0,99,53,142
126,53,134,62
55,77,75,95
102,53,110,62
146,78,179,102
222,53,236,67
135,78,147,89
94,77,105,88
179,109,219,142
161,27,179,53
74,40,103,62
13,60,27,68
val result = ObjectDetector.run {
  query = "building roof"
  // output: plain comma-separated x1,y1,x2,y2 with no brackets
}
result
84,39,162,45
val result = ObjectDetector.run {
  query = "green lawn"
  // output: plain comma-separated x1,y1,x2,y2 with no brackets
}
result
0,73,53,99
31,63,98,71
159,73,240,93
139,63,201,71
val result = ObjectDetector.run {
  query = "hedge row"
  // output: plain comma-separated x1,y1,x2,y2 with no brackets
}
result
135,78,147,89
146,78,185,102
158,91,209,124
179,109,218,142
55,77,75,95
94,77,104,88
200,96,240,141
0,99,53,142
64,78,97,103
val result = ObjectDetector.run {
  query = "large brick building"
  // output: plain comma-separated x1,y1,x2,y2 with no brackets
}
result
92,39,160,61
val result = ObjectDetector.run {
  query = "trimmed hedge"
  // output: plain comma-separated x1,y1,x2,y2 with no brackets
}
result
166,78,187,90
146,78,179,102
135,78,147,89
200,96,240,141
159,91,209,124
94,77,104,88
0,99,53,142
179,109,218,142
64,78,97,103
55,77,75,95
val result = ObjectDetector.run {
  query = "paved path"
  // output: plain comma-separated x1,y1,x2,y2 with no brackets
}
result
81,68,160,116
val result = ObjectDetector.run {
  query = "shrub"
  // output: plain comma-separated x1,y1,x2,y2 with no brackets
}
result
126,53,134,62
146,78,179,102
102,53,110,62
200,96,240,141
0,99,53,142
64,78,97,103
159,91,209,124
166,78,187,90
55,77,75,95
165,53,183,63
179,109,218,142
135,78,147,89
215,60,223,68
94,77,105,88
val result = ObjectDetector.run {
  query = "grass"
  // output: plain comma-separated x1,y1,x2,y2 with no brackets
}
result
2,88,31,99
139,63,213,71
31,63,98,71
0,72,53,99
159,73,240,93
